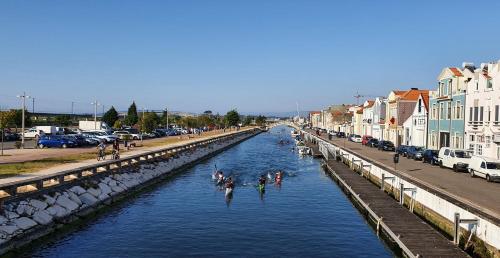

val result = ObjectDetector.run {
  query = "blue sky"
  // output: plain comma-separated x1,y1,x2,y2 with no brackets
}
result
1,1,499,115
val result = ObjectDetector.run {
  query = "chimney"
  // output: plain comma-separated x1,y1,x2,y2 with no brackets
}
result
410,87,419,90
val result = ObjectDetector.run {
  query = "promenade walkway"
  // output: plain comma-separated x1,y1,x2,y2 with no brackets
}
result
308,130,500,222
0,128,253,186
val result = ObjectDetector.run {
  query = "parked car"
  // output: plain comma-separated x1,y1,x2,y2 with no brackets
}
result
37,135,76,148
422,149,439,165
85,131,118,143
64,135,87,147
21,127,46,139
336,132,346,138
406,146,425,160
366,138,379,147
396,145,409,157
377,141,395,151
113,131,133,140
468,156,500,182
123,128,142,140
438,147,472,172
361,135,372,145
349,134,362,143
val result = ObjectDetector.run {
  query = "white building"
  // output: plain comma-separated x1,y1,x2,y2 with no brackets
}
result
372,97,386,140
403,92,430,147
465,61,500,160
361,100,374,136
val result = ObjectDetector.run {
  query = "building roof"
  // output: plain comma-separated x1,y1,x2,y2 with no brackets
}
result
393,90,406,96
364,100,375,108
309,111,321,115
449,67,463,77
420,92,430,110
401,89,429,101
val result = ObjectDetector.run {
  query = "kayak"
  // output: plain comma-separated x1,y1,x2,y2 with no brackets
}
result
225,187,233,196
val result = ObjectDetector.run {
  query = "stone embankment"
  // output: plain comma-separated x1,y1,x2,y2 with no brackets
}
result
0,129,260,255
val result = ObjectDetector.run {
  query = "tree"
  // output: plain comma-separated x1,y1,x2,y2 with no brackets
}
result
113,120,122,129
197,114,214,127
54,115,72,126
0,110,16,155
224,109,240,127
124,101,138,126
12,109,31,130
243,116,253,126
102,106,119,128
139,112,160,133
255,115,266,126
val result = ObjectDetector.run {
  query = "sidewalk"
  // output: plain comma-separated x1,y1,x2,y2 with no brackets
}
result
0,128,254,186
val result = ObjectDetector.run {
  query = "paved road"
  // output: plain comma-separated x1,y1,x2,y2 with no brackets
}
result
0,139,36,150
309,130,500,220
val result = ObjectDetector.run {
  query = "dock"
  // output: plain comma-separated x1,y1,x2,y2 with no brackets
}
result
324,156,468,257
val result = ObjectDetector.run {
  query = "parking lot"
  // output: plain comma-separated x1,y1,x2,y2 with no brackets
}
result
310,130,500,219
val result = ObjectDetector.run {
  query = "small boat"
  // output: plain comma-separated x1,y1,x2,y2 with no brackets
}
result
225,187,233,196
298,146,311,156
291,130,299,137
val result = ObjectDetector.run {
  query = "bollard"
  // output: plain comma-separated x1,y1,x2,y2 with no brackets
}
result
454,213,461,245
399,183,404,205
381,173,385,190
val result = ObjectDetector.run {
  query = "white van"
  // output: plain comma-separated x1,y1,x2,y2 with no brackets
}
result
468,156,500,182
438,147,472,172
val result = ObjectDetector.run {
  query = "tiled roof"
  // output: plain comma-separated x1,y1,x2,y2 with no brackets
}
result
393,90,406,96
420,92,430,110
401,89,429,101
449,67,463,77
310,111,321,115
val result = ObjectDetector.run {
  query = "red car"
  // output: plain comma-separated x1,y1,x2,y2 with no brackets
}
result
361,135,372,145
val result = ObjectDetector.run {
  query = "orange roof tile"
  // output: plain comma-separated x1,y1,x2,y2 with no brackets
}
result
310,111,321,115
449,67,463,77
401,89,429,101
420,92,430,110
393,90,406,96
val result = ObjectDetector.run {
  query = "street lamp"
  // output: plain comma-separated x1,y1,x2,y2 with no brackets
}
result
91,100,100,130
16,92,31,149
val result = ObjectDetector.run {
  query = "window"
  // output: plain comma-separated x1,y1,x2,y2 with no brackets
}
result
449,79,453,95
469,144,475,152
440,103,445,119
469,135,475,142
474,107,479,121
476,81,479,91
487,79,493,89
481,162,486,168
486,136,491,148
496,105,499,122
480,106,484,122
448,103,451,119
444,149,450,156
456,101,462,119
418,99,422,113
488,106,491,122
469,107,473,122
477,145,483,155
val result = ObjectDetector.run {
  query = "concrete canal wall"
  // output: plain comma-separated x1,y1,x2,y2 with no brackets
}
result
303,131,500,257
0,129,260,255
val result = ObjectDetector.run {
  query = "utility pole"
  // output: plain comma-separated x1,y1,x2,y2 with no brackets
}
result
141,107,145,143
91,100,100,130
165,107,169,129
17,92,31,149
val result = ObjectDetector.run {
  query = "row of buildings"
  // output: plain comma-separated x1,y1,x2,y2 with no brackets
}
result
309,60,500,160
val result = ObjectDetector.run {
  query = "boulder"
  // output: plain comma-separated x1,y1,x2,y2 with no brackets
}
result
0,216,8,225
32,210,53,225
69,186,87,195
46,204,69,218
29,199,48,211
13,217,37,230
0,225,19,235
87,187,101,198
111,185,125,193
107,179,117,187
4,211,19,220
98,183,112,196
66,191,82,206
43,194,56,205
15,201,29,215
56,195,79,212
97,193,109,201
78,193,99,206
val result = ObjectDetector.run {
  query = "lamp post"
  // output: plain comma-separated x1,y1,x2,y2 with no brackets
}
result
17,92,31,149
91,100,100,130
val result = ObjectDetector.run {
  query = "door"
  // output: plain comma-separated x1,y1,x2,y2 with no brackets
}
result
440,132,450,148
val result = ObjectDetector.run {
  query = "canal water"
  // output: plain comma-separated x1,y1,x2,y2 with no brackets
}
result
28,126,392,257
